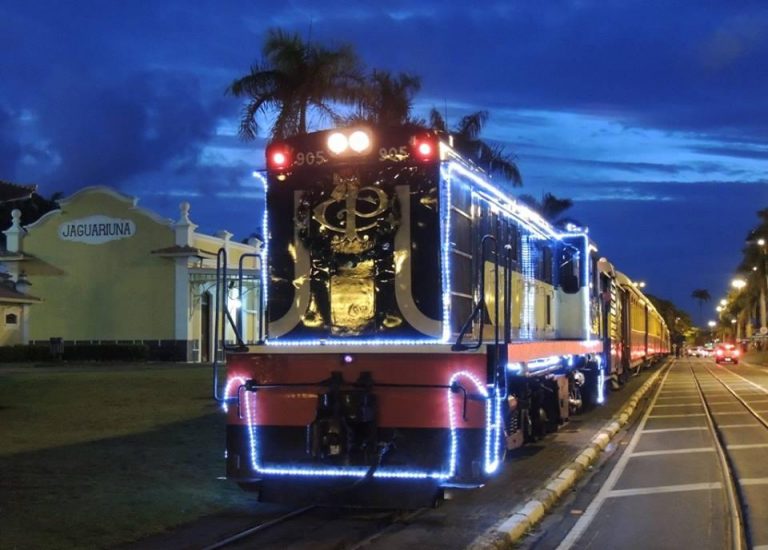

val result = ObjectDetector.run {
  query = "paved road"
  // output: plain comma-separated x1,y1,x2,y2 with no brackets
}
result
528,357,768,549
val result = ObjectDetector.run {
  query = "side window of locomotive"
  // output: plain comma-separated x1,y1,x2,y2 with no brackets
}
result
591,255,599,295
507,222,519,267
542,246,553,284
559,246,580,293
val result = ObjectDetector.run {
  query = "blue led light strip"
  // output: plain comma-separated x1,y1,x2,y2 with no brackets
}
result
439,159,561,240
221,375,246,413
439,163,453,342
236,369,503,481
254,171,269,329
520,235,536,340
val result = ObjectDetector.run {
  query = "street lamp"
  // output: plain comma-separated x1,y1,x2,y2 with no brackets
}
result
732,278,747,290
720,299,727,306
716,306,723,313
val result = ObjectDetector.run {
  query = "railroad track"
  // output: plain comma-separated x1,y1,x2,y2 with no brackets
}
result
690,360,768,550
201,504,429,549
553,358,768,550
201,505,316,549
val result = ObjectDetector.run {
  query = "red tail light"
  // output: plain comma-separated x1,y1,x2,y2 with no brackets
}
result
716,349,724,356
734,349,740,357
410,133,438,162
266,143,292,172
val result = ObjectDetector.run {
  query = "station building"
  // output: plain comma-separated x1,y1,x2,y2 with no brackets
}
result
0,186,261,361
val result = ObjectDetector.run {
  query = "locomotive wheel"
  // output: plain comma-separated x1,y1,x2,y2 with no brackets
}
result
569,383,583,415
521,408,536,443
526,404,548,440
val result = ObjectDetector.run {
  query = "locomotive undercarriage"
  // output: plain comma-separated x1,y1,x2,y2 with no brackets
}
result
223,352,603,506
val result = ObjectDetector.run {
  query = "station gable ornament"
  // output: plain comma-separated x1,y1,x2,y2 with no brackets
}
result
58,215,136,244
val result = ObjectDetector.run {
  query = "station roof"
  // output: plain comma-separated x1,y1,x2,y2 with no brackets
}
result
0,180,37,203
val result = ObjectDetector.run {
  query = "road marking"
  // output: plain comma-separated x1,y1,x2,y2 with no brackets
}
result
630,447,715,458
728,443,768,450
712,411,751,416
718,424,763,429
607,482,722,498
723,368,768,395
652,403,702,408
642,427,708,433
556,367,673,549
740,478,768,486
648,413,705,418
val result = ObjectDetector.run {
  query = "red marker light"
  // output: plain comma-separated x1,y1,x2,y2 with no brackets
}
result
411,133,438,161
266,143,292,172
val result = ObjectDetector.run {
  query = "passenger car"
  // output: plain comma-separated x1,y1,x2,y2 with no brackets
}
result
715,344,740,364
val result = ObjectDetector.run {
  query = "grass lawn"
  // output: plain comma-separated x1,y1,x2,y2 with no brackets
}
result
0,363,256,549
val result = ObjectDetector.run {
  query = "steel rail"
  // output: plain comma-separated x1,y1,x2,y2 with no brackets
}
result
689,363,747,550
344,507,430,550
201,505,316,550
705,366,768,431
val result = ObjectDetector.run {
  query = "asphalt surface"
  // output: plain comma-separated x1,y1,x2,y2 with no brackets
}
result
525,356,768,550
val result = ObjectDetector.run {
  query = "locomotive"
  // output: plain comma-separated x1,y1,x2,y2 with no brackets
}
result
214,125,669,505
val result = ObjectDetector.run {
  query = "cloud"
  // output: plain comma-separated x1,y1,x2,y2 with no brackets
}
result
0,106,21,178
688,145,768,161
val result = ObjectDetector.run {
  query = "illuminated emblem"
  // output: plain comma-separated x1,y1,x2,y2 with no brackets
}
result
313,173,390,254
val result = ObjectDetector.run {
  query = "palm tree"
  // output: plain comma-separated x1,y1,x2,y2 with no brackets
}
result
429,109,522,186
228,28,364,140
348,70,421,127
691,289,711,327
517,192,578,228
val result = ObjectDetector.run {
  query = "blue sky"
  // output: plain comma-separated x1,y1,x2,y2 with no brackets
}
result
1,0,766,318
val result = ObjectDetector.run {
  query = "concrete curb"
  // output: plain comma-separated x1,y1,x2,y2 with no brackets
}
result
468,363,669,550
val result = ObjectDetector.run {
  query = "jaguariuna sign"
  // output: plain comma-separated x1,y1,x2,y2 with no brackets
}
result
58,215,136,244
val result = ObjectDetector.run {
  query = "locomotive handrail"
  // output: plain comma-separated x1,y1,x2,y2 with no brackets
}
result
212,248,248,403
241,379,469,391
452,234,500,352
237,379,483,423
237,252,264,343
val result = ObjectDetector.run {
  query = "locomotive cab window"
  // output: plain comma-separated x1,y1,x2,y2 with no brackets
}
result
559,245,580,293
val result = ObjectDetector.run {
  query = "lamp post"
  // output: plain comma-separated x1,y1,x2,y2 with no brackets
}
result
756,238,767,331
708,320,717,344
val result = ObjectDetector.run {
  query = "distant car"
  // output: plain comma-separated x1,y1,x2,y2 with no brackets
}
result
693,346,709,357
715,344,740,365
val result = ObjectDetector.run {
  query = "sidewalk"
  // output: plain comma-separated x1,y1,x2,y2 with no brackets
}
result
743,350,768,367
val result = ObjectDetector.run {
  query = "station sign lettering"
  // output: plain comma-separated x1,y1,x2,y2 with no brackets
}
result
58,215,136,245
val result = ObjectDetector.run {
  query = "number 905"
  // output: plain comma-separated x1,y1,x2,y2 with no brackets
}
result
379,146,408,161
295,151,326,166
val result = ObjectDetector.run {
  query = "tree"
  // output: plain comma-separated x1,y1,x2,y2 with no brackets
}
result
429,109,522,186
228,28,364,140
690,289,711,327
517,192,580,228
348,70,421,127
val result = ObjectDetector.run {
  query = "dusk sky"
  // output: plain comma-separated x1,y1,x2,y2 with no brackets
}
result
1,1,766,319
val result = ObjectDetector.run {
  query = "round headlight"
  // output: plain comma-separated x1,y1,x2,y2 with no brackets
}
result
327,132,348,154
348,130,371,153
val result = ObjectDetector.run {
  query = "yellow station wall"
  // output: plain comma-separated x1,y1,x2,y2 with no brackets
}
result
23,189,175,341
